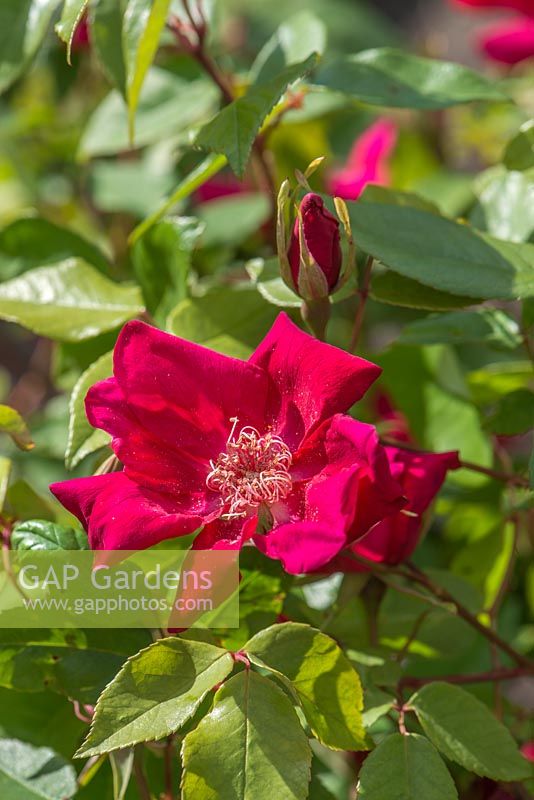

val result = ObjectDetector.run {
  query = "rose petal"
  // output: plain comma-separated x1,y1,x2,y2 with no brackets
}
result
249,314,381,448
113,320,268,461
50,472,203,551
479,17,534,63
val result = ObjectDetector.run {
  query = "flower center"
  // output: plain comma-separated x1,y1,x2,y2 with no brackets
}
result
206,418,292,518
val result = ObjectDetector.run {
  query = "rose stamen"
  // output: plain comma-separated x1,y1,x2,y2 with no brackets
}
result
206,418,292,518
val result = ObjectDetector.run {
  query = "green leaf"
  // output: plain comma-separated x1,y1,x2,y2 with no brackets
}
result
0,688,85,757
474,167,534,243
89,0,127,94
0,0,61,95
0,738,77,800
0,259,144,341
167,285,280,359
0,405,33,451
11,519,88,551
122,0,171,141
76,638,234,756
503,120,534,171
245,622,366,750
350,202,534,300
197,194,271,247
483,389,534,435
55,0,88,63
196,54,318,176
80,69,218,158
130,153,227,245
109,748,134,800
181,670,312,800
357,733,458,800
371,271,475,310
409,682,532,781
65,351,113,469
398,309,522,349
5,480,55,522
0,628,151,704
0,216,110,279
132,217,203,321
315,47,507,109
246,258,301,308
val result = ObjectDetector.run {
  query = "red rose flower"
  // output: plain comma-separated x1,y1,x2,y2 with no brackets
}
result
451,0,534,16
51,314,405,574
479,17,534,63
287,193,343,293
326,118,397,202
326,394,460,570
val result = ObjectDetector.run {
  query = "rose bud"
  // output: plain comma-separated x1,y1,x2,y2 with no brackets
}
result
287,193,343,298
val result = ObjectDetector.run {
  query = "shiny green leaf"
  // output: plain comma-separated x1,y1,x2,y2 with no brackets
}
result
55,0,88,63
316,48,507,109
357,734,458,800
246,622,366,750
399,309,521,349
76,638,234,756
65,350,112,469
181,670,312,800
0,259,144,341
0,405,33,451
11,519,88,551
196,54,318,176
410,682,532,781
0,739,77,800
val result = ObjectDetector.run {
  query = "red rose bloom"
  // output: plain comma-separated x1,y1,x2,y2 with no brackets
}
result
51,314,405,574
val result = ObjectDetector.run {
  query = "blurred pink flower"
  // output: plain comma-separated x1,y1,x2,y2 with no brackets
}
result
479,16,534,62
521,741,534,762
327,118,397,201
451,0,534,15
450,0,534,64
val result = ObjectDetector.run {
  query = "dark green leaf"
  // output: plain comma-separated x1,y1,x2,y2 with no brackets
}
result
410,683,532,781
0,216,110,279
181,670,312,800
0,628,151,704
89,0,127,94
483,389,534,435
76,638,234,756
0,738,77,800
0,259,144,341
246,622,366,750
196,54,318,176
371,271,477,310
398,309,521,349
357,733,458,800
132,217,203,321
65,351,113,469
350,202,534,300
167,285,280,359
315,48,507,109
11,519,88,551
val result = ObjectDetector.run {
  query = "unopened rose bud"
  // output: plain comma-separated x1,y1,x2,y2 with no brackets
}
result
287,193,343,297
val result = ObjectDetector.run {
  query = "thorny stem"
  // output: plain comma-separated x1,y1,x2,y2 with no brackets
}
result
405,560,533,670
163,737,175,800
170,3,277,208
133,747,152,800
380,436,530,488
349,255,374,353
399,666,532,690
347,551,533,670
